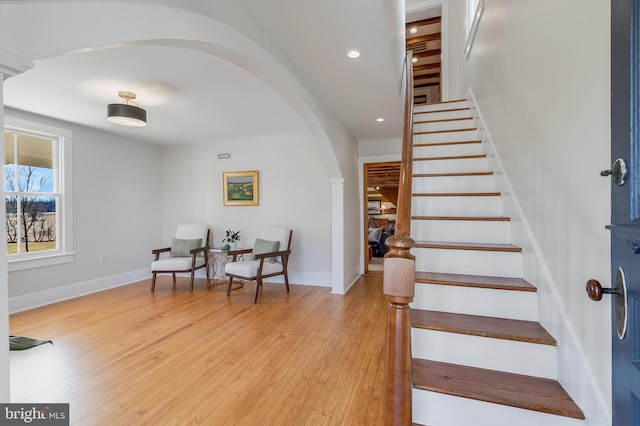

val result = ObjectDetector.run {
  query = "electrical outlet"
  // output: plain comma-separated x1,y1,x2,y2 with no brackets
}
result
99,255,106,265
92,257,98,266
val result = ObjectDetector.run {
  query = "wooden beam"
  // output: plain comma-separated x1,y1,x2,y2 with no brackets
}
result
413,63,441,72
414,73,440,81
406,33,441,46
406,17,441,29
414,82,440,89
413,49,441,59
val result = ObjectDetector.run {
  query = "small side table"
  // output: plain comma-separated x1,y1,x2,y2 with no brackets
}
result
208,247,252,290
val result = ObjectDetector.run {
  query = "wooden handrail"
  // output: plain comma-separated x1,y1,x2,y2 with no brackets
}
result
395,51,414,237
383,51,416,425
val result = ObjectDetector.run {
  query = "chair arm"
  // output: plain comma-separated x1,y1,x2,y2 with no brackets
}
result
152,247,171,261
190,245,210,255
253,249,291,260
233,248,254,255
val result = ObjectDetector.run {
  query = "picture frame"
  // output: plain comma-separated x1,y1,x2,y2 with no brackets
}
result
223,170,259,206
367,200,381,215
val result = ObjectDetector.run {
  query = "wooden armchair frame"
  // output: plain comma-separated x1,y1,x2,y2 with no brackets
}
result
151,228,210,292
225,230,293,303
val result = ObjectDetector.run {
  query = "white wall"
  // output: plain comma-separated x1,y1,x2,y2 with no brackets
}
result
7,109,162,305
452,0,611,423
160,133,333,286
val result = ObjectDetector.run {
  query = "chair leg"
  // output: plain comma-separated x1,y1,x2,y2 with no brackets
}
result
254,277,262,303
151,272,157,292
227,276,233,296
283,270,290,293
172,273,176,287
190,270,195,292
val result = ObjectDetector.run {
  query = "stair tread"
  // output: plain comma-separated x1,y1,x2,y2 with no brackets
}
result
414,127,477,135
412,216,510,222
414,154,486,161
412,359,585,419
414,107,470,114
414,117,474,124
414,140,481,147
415,270,536,292
413,192,500,197
411,309,555,345
413,171,493,177
414,241,522,252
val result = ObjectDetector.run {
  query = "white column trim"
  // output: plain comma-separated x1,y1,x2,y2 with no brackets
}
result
0,49,31,402
330,178,345,294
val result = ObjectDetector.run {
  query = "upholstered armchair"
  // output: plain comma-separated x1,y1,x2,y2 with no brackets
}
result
150,224,210,292
224,227,292,303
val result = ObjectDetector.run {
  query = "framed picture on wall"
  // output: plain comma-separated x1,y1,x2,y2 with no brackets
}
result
367,200,381,215
223,170,259,206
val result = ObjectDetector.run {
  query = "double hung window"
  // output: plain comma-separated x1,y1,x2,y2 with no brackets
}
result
4,117,73,271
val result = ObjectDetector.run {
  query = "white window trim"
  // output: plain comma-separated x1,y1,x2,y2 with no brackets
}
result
465,0,484,58
4,116,74,272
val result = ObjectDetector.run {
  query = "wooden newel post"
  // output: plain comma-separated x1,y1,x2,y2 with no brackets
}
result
383,234,415,425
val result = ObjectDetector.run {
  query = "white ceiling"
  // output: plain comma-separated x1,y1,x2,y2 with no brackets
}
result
2,0,406,147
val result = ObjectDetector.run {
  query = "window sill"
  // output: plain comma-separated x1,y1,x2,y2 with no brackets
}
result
8,252,75,272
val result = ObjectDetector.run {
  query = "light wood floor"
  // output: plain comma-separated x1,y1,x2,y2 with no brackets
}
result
10,275,386,425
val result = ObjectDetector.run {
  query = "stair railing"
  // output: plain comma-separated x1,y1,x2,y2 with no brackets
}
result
383,51,416,424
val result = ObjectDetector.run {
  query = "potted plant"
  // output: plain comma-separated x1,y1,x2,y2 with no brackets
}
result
221,229,241,250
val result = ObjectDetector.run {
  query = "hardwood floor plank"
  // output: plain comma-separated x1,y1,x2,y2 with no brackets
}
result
10,276,386,425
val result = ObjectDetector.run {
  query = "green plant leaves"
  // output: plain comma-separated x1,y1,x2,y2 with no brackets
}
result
9,335,53,351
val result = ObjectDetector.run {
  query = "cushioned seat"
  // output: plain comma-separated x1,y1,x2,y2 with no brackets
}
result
224,259,283,277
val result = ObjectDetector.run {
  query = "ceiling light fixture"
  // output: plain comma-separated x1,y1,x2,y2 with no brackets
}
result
107,91,147,127
346,49,361,59
412,57,418,63
376,118,385,122
409,27,418,34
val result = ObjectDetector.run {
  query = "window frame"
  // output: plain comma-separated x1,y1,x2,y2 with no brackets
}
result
4,117,74,271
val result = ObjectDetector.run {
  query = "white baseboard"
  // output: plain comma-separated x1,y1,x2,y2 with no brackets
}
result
9,268,333,314
9,268,151,314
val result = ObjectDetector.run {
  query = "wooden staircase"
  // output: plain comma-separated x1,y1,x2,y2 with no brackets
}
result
408,100,585,425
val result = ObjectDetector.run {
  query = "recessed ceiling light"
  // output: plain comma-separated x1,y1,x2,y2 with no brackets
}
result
376,118,384,122
346,49,361,59
409,27,418,34
412,57,418,63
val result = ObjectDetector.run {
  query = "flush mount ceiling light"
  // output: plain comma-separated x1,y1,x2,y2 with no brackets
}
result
346,49,361,59
107,91,147,127
376,118,385,122
409,27,418,34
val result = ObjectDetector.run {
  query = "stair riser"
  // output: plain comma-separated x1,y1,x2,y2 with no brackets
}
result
413,119,475,132
412,284,538,321
414,101,469,113
412,220,511,244
411,196,503,216
413,129,479,144
412,328,557,379
412,174,498,193
414,248,523,277
413,158,490,174
414,142,484,158
413,390,586,426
